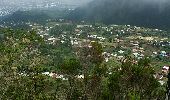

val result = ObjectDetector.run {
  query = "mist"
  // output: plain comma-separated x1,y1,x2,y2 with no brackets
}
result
0,0,93,6
68,0,170,30
62,0,93,5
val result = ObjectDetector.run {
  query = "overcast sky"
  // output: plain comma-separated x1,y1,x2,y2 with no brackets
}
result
62,0,92,5
0,0,93,6
1,0,170,9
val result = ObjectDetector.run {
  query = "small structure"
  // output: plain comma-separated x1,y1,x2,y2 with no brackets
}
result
160,51,167,56
162,66,169,74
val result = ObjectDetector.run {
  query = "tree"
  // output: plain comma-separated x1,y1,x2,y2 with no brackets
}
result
106,57,164,99
76,41,106,100
60,57,82,100
0,28,166,100
0,29,59,99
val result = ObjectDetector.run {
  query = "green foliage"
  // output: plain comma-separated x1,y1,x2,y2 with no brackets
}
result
0,29,61,99
90,41,104,65
106,57,164,99
49,24,76,36
61,58,82,75
0,29,166,99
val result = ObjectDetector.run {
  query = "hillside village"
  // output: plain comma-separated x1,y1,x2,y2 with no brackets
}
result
3,19,168,85
1,0,170,99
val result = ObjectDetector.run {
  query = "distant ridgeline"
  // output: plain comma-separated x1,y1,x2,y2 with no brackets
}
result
2,0,170,31
1,8,70,24
68,0,170,30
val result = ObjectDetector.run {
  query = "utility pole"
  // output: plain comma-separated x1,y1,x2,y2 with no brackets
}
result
166,68,170,100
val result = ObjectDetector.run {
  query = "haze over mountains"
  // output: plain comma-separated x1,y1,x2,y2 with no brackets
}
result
69,0,170,30
0,0,92,16
0,0,92,6
1,0,170,30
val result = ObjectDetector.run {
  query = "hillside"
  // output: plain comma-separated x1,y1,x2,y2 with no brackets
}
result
0,21,169,99
1,11,51,24
68,0,170,30
0,8,70,25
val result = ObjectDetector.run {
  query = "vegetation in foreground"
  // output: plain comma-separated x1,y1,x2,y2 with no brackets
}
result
0,29,167,100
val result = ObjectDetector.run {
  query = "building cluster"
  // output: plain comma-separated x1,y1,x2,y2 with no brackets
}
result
2,19,169,85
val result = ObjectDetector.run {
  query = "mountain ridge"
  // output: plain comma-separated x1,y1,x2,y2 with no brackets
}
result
68,0,170,30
